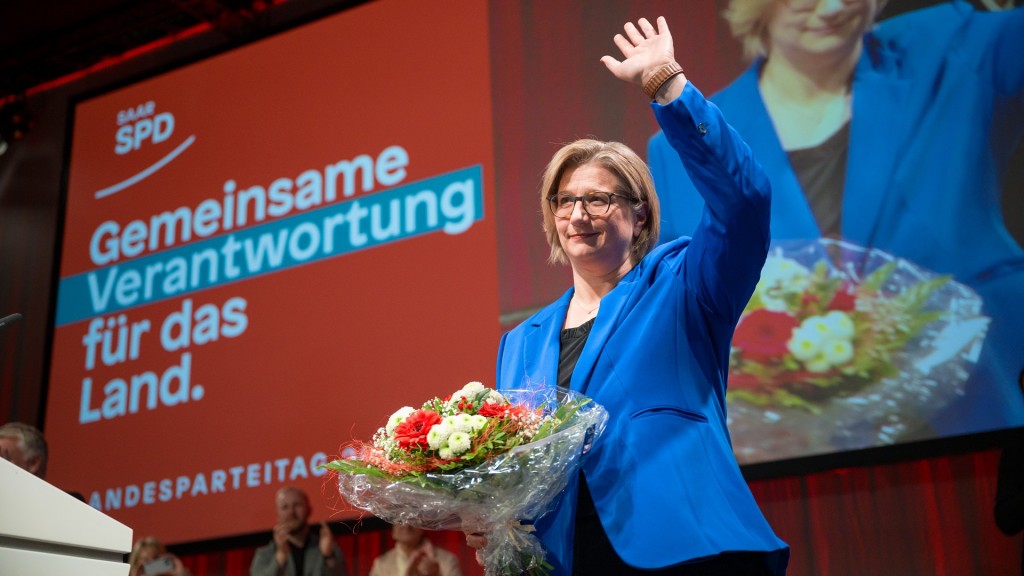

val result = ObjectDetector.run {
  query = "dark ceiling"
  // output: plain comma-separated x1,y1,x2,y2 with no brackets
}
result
0,0,363,104
1,0,1008,104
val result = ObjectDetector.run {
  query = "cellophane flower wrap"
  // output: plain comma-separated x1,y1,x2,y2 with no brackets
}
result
727,239,989,463
322,382,608,576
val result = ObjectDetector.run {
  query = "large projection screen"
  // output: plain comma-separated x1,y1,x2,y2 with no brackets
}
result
47,0,498,543
45,0,1023,545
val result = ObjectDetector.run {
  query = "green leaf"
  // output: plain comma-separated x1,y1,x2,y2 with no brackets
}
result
861,261,895,292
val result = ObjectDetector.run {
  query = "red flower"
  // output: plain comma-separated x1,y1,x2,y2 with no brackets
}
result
829,283,857,312
476,403,504,417
478,402,512,418
734,309,799,363
393,410,442,450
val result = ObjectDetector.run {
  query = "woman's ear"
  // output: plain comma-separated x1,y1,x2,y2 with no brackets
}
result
634,202,648,237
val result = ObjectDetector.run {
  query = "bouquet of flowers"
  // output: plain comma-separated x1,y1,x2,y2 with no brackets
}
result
322,382,608,576
726,239,989,462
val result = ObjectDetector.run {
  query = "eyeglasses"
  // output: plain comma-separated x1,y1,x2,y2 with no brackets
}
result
547,191,634,219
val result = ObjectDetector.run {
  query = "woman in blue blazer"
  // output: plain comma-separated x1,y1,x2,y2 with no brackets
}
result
484,16,788,576
648,1,1024,438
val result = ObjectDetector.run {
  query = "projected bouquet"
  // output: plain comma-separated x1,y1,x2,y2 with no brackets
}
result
726,239,989,463
322,382,608,576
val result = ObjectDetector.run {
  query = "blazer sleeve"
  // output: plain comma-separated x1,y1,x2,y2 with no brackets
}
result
249,543,285,576
988,5,1024,97
324,542,348,576
891,2,1024,100
647,129,704,243
495,330,509,391
651,82,771,325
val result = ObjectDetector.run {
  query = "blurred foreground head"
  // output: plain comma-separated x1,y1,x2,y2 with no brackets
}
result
0,421,48,478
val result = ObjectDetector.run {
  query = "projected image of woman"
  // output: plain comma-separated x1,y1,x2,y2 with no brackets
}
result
647,0,1024,437
469,16,789,576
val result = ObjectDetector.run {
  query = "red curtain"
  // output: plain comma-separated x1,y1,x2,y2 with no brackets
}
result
750,448,1018,576
173,449,1019,576
177,528,483,576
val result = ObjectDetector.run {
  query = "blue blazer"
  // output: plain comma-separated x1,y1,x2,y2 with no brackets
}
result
497,84,788,574
649,2,1024,434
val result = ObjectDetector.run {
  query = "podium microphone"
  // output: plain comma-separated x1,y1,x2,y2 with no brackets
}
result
0,313,23,331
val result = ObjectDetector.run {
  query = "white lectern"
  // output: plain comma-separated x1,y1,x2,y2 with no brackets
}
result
0,457,132,575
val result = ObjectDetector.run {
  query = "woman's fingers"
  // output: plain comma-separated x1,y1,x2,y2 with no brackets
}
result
465,533,487,549
637,17,656,37
623,22,645,46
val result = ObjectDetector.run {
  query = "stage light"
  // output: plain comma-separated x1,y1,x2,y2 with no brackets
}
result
0,98,31,156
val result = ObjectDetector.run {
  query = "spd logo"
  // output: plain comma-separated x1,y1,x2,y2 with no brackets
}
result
114,101,174,155
95,100,195,199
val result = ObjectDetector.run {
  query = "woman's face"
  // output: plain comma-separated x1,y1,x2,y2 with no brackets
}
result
392,524,425,547
133,545,160,569
765,0,877,63
554,162,643,274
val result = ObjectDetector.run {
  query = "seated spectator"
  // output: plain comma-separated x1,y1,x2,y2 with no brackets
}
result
370,524,461,576
250,486,348,576
0,421,47,478
128,536,190,576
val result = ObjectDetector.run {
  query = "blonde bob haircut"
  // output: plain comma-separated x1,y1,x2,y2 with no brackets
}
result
723,0,889,61
722,0,776,61
128,537,168,569
539,139,660,266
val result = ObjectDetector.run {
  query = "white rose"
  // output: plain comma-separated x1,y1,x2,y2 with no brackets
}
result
760,256,811,287
822,311,855,340
447,382,484,409
800,315,833,338
446,413,476,433
426,422,452,450
822,338,854,365
448,431,472,455
385,406,416,437
787,328,822,362
469,414,488,432
446,395,466,410
804,353,832,373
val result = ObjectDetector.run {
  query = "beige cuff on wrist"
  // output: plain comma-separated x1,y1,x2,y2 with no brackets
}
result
642,61,684,101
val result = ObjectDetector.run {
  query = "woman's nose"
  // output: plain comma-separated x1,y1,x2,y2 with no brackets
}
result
569,198,590,221
816,0,847,17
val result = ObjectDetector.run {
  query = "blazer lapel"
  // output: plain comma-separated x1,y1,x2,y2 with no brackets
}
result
519,290,572,390
570,276,637,394
843,35,911,245
721,65,820,239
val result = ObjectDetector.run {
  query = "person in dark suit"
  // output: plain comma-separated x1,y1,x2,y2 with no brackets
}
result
472,15,788,576
995,368,1024,575
250,486,348,576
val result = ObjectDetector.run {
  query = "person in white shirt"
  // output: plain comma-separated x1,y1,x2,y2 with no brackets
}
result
370,524,462,576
